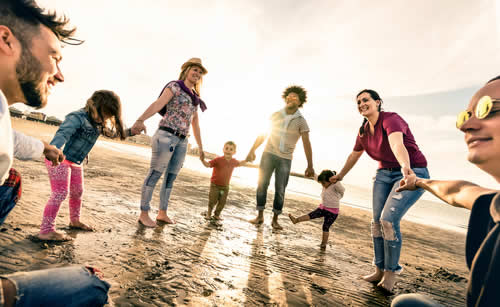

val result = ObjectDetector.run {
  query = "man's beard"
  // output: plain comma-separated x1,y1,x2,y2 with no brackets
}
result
15,46,45,109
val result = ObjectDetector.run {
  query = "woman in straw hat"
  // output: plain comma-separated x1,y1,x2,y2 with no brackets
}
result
132,58,208,227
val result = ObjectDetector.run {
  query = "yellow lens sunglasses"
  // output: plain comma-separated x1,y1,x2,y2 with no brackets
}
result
456,96,500,129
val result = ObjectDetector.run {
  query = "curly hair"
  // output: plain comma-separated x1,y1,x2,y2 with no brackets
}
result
84,90,126,140
282,85,307,107
0,0,82,48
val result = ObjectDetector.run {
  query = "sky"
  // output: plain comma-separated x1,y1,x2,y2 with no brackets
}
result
27,0,500,190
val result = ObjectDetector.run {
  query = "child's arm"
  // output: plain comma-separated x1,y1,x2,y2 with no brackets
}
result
334,182,345,197
237,159,249,167
124,127,136,138
201,157,212,168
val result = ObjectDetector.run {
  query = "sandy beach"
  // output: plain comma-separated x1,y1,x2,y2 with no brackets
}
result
0,119,469,306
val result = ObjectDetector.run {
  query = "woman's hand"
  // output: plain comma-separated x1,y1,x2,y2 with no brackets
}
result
397,166,417,191
329,174,343,184
131,120,147,135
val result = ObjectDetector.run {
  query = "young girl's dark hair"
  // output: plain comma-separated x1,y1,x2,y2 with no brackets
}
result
84,90,126,140
356,89,383,137
317,169,337,183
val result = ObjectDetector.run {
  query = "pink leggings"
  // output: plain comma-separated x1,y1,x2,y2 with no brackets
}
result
40,159,84,234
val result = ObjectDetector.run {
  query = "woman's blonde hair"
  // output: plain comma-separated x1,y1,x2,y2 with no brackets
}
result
178,64,205,95
84,90,126,140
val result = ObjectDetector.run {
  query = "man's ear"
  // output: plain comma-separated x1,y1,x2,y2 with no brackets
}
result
0,25,18,56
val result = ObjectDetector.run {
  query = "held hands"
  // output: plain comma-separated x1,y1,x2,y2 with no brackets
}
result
199,149,205,161
397,174,418,192
43,142,64,166
396,166,417,192
329,174,343,184
200,153,211,168
246,151,256,163
131,120,147,135
305,166,315,178
131,125,145,136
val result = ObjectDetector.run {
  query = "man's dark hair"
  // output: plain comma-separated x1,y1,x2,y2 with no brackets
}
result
487,75,500,84
317,169,336,183
0,0,81,48
282,85,307,106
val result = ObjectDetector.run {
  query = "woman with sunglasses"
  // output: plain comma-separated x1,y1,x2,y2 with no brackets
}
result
330,89,429,292
131,58,208,227
392,77,500,306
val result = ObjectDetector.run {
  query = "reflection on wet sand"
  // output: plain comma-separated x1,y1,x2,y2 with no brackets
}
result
244,227,270,305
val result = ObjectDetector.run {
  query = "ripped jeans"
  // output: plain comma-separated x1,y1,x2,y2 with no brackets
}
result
140,129,188,212
371,167,429,272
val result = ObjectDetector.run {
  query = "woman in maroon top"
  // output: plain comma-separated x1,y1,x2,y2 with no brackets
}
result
330,89,429,292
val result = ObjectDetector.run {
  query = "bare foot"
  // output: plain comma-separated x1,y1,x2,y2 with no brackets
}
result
204,211,212,220
38,231,72,242
320,243,327,250
288,214,298,224
138,212,156,228
271,220,283,230
156,215,176,224
213,215,222,220
249,216,264,225
362,269,384,283
377,271,397,292
69,221,94,231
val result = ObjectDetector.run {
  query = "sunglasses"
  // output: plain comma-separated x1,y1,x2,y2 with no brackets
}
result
456,96,500,129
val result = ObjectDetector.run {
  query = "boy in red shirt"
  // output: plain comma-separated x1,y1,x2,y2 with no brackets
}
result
201,141,248,220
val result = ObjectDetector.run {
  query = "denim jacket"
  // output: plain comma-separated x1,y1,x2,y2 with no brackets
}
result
50,109,100,164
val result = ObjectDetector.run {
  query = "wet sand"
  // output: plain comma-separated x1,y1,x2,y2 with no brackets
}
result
0,119,468,306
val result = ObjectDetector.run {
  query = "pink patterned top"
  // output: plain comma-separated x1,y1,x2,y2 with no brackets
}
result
158,81,198,135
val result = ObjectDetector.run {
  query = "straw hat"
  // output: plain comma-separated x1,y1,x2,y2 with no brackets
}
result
181,57,207,74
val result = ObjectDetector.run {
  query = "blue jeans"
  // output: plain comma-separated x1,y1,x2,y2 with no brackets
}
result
0,169,21,225
140,129,188,212
256,152,292,215
1,266,110,307
371,167,430,272
391,293,442,306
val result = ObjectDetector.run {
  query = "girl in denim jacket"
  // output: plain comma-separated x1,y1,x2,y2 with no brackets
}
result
38,90,128,241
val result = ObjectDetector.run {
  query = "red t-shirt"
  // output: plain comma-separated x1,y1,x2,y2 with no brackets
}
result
209,156,240,186
353,111,427,169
